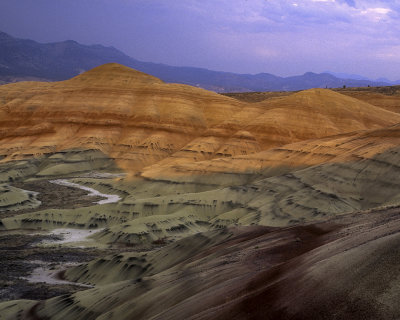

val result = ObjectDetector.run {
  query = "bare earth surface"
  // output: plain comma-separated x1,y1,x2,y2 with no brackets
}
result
1,65,400,319
9,206,400,320
6,180,105,218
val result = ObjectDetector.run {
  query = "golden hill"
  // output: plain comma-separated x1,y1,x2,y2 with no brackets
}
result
0,63,244,173
1,63,399,179
337,85,400,113
140,89,400,182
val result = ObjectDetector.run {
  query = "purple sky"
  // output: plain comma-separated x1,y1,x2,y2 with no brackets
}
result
1,0,399,80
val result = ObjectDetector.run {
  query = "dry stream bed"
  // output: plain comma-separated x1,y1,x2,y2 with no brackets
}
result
0,177,127,302
0,232,109,301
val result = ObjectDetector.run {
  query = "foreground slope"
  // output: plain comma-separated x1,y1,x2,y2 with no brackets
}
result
4,207,400,319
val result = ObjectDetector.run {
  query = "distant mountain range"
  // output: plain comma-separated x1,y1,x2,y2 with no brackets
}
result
0,30,396,92
323,71,400,85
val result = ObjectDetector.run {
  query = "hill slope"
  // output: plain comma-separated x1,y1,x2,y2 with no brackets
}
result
1,64,398,177
4,208,400,320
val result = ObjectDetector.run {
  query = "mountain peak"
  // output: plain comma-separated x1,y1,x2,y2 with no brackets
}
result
0,31,14,41
303,72,318,76
61,39,78,45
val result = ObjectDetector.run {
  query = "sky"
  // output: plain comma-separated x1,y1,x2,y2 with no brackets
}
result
0,0,399,80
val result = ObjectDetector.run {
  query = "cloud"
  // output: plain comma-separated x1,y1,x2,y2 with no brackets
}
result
1,0,399,79
178,0,399,24
163,0,400,77
339,0,356,7
360,7,392,22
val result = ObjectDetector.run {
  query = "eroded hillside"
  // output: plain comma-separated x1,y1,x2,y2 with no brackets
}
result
1,64,400,319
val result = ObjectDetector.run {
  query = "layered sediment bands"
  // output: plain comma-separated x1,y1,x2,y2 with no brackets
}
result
2,65,400,242
1,63,399,177
0,149,118,182
140,123,400,185
0,63,246,173
100,142,400,241
6,142,400,243
242,88,400,143
3,65,400,319
339,86,400,114
137,90,400,181
0,184,40,212
9,208,400,320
